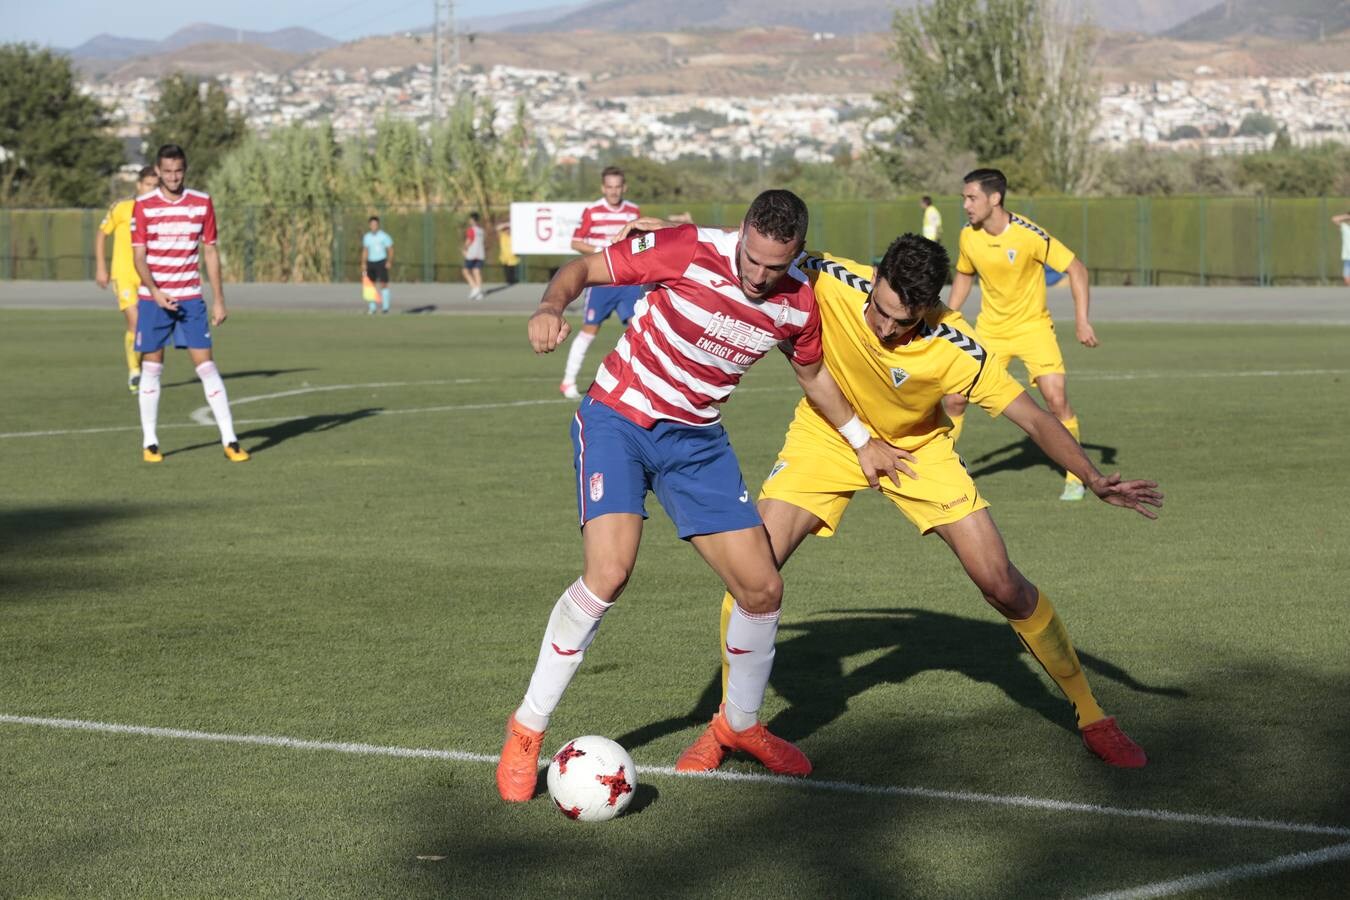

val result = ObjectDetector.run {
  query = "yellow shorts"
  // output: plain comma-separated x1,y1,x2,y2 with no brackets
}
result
977,319,1065,386
112,278,139,312
758,413,988,536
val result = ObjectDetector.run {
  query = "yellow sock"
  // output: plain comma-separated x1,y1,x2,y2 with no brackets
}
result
1061,415,1081,484
948,411,966,444
124,331,141,374
1009,592,1105,728
719,591,734,704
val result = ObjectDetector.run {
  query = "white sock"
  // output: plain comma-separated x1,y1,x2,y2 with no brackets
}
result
515,578,613,732
562,330,596,386
195,361,238,445
138,360,163,448
724,603,781,732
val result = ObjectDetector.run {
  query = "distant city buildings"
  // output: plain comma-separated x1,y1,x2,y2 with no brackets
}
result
81,64,1350,167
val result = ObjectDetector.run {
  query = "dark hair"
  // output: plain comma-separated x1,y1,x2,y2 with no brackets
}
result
963,168,1007,205
137,165,156,179
744,189,809,248
875,233,950,314
369,215,380,223
921,195,932,205
601,166,624,181
156,143,187,164
469,211,480,222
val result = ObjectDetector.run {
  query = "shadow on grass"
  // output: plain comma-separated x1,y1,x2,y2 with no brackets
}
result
397,662,1350,899
617,608,1186,754
0,504,151,594
162,367,316,389
966,436,1118,480
163,408,381,458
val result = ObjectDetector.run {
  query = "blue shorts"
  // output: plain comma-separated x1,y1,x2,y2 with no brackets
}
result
570,396,761,540
583,285,643,326
135,298,211,352
1342,260,1350,279
464,259,484,270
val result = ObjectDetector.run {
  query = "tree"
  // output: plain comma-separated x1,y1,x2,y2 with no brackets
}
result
875,0,1101,193
0,44,123,206
145,74,247,183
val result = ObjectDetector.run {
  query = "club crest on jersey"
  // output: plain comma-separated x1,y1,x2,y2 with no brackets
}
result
890,367,910,388
631,233,654,254
766,460,788,480
589,472,604,502
1006,249,1017,263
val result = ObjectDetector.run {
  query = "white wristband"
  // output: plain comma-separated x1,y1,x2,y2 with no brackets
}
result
837,415,870,450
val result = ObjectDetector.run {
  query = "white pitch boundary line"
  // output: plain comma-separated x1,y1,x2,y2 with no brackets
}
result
3,368,1348,441
4,713,1349,841
1082,841,1350,899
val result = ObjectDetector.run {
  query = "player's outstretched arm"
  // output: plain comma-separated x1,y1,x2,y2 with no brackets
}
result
528,253,612,354
1001,393,1162,518
1067,259,1098,348
790,358,917,489
611,217,680,244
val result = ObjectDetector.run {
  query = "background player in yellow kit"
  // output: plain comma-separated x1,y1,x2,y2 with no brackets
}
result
617,227,1161,769
945,168,1097,501
95,166,159,391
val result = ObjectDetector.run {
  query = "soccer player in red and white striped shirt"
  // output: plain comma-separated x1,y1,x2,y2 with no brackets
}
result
131,143,248,463
558,166,642,399
495,191,917,802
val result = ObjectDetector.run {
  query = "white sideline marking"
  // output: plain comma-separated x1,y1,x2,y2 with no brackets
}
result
3,368,1348,440
1083,842,1350,899
4,713,1349,840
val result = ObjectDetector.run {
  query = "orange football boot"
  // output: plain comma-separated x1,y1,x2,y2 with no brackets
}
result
496,714,546,801
708,705,811,777
675,724,727,773
1081,716,1147,768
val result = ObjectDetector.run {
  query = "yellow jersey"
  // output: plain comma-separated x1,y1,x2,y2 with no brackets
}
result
796,253,1024,452
99,199,140,287
955,212,1074,335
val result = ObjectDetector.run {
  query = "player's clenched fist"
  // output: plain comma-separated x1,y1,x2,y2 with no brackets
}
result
528,308,571,353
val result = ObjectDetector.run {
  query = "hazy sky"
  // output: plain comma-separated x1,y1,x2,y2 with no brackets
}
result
3,0,567,48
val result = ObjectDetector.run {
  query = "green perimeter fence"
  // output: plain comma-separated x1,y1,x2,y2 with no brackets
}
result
5,195,1349,286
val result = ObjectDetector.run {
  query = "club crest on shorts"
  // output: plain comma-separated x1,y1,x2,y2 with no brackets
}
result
1006,248,1017,264
890,367,910,388
589,472,604,502
630,233,654,254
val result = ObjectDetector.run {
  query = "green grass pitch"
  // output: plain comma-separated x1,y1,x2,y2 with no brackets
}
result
2,307,1348,897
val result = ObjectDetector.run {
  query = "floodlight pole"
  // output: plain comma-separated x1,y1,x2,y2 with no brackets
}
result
432,0,458,124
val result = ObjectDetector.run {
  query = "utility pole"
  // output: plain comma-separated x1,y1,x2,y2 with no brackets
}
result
432,0,459,124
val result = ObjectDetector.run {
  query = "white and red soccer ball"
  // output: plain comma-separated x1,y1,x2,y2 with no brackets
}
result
546,735,637,822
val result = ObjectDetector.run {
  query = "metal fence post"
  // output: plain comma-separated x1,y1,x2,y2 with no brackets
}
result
0,208,8,279
423,207,434,283
1318,196,1328,285
1256,197,1267,286
332,206,342,283
244,206,255,283
866,201,875,262
1198,197,1207,286
44,213,54,281
84,210,95,279
1135,197,1145,286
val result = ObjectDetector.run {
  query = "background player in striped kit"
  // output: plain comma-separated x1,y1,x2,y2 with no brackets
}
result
558,165,642,399
130,143,248,463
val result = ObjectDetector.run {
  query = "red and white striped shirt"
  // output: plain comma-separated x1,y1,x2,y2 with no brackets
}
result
594,224,821,428
130,188,217,300
573,198,641,250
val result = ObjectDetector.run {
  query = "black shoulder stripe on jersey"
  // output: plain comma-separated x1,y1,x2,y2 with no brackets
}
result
924,322,989,398
1009,213,1051,246
799,253,873,294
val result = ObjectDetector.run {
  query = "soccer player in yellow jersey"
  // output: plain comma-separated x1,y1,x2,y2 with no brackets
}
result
95,166,159,391
945,168,1097,501
623,228,1161,770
